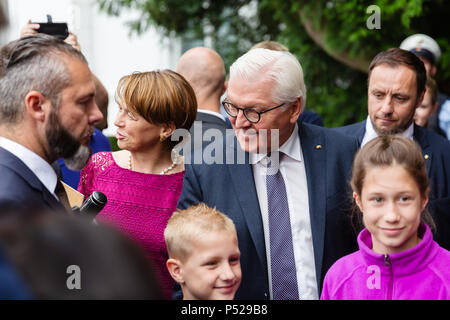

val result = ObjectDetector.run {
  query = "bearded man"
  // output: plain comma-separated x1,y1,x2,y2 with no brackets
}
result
0,34,103,212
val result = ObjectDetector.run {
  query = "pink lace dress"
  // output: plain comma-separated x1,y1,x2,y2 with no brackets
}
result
78,152,184,299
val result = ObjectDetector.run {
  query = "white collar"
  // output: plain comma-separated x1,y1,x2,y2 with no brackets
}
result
0,136,58,196
362,116,415,147
250,123,303,164
197,109,226,122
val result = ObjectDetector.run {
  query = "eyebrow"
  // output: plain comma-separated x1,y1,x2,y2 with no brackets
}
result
77,92,95,102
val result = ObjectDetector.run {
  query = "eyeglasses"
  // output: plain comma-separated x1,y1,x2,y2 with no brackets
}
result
222,101,286,124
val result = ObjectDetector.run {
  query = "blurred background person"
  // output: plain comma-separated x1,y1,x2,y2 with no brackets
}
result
400,33,450,139
78,70,197,299
0,204,163,299
92,74,109,132
176,47,231,154
20,20,111,189
250,40,324,127
414,77,442,135
0,244,32,299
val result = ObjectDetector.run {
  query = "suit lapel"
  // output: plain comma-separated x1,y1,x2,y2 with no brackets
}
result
299,124,327,282
0,147,65,211
226,137,267,267
42,185,66,211
355,121,366,146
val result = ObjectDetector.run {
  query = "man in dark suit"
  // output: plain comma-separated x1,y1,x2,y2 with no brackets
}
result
335,48,450,249
176,47,229,160
177,48,359,300
0,34,103,211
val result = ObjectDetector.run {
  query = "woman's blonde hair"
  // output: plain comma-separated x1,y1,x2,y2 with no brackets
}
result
115,70,197,149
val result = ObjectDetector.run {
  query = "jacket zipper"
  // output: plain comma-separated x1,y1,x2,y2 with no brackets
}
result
384,254,393,300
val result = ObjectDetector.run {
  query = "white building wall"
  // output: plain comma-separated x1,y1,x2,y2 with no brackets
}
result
3,0,182,136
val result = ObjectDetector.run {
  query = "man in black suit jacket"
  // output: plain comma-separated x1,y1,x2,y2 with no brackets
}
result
335,48,450,249
0,34,103,211
177,48,358,299
176,47,229,160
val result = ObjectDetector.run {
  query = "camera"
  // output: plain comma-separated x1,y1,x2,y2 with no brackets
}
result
33,14,69,40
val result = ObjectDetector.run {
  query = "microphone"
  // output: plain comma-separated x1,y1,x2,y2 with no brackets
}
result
79,191,107,217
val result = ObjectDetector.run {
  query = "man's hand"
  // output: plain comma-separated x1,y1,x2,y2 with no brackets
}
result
20,19,40,38
20,20,81,52
64,32,81,51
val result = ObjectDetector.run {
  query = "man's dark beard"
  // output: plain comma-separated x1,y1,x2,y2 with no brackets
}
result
372,124,406,136
371,109,416,136
46,109,81,159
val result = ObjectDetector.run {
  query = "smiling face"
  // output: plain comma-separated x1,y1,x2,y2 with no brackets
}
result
368,64,423,135
178,230,241,300
355,164,428,254
226,77,300,153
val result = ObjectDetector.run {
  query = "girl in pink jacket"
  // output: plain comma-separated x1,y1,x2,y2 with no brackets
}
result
321,136,450,300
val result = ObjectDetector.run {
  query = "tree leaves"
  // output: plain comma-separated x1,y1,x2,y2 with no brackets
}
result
96,0,450,126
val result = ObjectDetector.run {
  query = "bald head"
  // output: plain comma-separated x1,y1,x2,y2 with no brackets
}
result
176,47,226,109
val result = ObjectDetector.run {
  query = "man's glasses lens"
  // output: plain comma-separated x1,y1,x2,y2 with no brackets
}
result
224,102,238,116
223,102,260,123
245,110,259,122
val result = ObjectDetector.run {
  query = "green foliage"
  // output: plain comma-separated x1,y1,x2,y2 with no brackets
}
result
108,135,120,151
97,0,450,127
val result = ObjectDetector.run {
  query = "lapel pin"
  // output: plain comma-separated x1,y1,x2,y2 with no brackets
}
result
424,154,429,160
315,144,322,150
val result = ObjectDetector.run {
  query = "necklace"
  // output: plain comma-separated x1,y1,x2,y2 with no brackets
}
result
128,153,177,174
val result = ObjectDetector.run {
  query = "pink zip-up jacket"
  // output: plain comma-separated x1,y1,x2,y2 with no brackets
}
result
321,224,450,300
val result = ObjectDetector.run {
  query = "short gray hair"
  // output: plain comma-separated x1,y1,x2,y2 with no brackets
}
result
229,48,307,106
0,34,87,124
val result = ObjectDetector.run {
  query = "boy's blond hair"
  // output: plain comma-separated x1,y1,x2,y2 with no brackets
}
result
164,203,237,261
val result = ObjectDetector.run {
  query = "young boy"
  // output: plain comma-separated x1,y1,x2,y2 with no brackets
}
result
164,203,241,300
414,77,438,128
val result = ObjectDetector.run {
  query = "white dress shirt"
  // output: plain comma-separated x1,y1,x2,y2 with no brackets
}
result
361,116,414,147
0,137,58,199
251,123,318,300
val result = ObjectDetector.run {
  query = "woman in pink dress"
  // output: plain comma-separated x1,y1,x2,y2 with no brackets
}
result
78,70,197,299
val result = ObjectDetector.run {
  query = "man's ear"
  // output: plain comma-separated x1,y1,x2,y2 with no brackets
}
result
221,80,228,96
289,96,303,124
166,258,184,284
24,91,49,122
